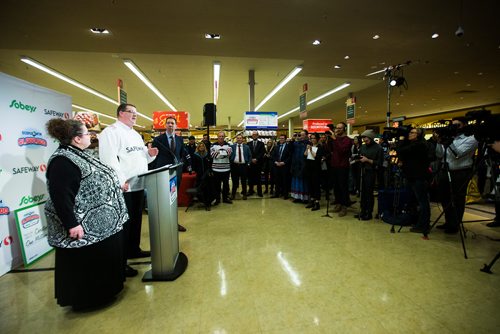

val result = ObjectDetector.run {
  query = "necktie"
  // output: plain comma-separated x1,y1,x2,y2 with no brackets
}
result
238,144,242,163
279,144,284,160
170,136,175,151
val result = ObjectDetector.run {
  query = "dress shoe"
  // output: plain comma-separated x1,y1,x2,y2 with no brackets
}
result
223,198,233,204
486,221,500,227
178,224,187,232
125,265,138,278
205,205,211,211
311,202,320,211
360,214,373,221
305,201,314,209
242,195,247,200
128,250,151,259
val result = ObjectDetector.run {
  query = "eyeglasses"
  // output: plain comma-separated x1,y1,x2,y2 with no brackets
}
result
122,110,138,115
79,131,94,137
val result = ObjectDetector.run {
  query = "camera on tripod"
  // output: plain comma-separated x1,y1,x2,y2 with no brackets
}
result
382,126,410,142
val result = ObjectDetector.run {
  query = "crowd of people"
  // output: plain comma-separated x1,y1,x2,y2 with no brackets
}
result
43,104,500,311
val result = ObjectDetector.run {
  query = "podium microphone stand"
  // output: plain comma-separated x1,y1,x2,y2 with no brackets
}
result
132,163,188,281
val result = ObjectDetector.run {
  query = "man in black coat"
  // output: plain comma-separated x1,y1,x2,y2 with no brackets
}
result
152,116,191,231
272,134,292,199
247,131,266,196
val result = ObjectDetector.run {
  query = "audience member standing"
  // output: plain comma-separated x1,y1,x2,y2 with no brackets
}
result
262,139,276,195
328,122,353,217
272,134,292,199
211,131,233,205
230,134,251,200
99,104,158,277
357,130,383,220
304,133,324,211
248,131,266,197
191,142,214,210
290,130,310,203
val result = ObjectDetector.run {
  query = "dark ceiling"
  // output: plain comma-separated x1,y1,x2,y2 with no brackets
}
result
1,0,499,130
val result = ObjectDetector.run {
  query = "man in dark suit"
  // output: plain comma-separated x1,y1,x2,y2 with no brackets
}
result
272,134,292,199
247,131,266,197
230,134,252,200
152,116,191,231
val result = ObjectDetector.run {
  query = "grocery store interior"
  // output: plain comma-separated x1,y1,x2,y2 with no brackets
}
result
1,1,500,333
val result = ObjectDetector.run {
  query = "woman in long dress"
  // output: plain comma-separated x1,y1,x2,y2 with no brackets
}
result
45,118,129,311
290,130,310,202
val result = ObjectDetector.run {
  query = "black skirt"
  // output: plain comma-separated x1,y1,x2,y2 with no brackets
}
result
54,230,125,309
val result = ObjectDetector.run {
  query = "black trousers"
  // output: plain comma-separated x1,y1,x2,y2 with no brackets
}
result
305,160,321,200
274,165,290,197
438,168,473,230
123,190,145,258
360,168,376,215
214,170,230,201
231,163,248,196
248,163,263,194
332,167,350,206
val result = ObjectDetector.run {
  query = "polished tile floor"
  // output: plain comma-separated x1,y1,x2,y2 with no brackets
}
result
1,196,499,333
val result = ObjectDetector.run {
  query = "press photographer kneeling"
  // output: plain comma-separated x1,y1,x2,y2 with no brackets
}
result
396,127,432,235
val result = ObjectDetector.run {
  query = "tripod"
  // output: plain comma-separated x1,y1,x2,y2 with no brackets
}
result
322,182,333,218
429,146,469,259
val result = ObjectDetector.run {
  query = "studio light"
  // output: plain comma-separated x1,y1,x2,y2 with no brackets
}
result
389,76,406,87
123,59,176,114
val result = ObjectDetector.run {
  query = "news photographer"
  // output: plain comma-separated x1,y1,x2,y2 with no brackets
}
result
435,117,478,234
396,127,431,235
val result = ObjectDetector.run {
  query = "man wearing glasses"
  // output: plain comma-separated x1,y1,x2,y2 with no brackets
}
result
99,103,158,277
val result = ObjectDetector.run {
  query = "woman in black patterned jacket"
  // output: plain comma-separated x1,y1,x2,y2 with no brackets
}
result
45,118,129,311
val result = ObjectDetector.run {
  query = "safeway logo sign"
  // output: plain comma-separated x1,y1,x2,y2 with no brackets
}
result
0,235,14,249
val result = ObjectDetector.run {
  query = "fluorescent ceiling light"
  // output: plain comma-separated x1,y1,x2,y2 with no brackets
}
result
255,65,303,111
278,82,351,119
123,59,176,113
334,65,341,69
72,104,117,121
431,33,439,39
312,40,321,45
213,61,220,105
90,28,110,34
205,33,221,39
20,56,119,106
372,34,380,39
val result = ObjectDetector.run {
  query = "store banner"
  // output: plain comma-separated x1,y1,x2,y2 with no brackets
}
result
153,111,190,130
0,72,71,275
303,119,332,133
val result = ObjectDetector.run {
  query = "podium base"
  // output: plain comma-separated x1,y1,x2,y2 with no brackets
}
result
142,252,188,282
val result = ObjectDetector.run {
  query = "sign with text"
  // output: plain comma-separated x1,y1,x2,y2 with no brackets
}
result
117,79,127,104
14,202,52,266
153,111,190,130
303,119,332,133
244,112,278,129
346,97,356,124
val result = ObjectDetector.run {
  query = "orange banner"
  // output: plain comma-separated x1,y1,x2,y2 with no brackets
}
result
153,111,190,130
303,119,332,133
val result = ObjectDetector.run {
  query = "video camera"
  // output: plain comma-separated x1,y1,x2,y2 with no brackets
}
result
382,125,411,141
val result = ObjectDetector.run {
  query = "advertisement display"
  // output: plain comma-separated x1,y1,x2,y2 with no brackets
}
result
244,111,278,129
0,72,71,275
14,202,52,265
303,119,332,133
153,111,190,130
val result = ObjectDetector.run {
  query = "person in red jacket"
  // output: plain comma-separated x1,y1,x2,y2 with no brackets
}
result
328,122,353,217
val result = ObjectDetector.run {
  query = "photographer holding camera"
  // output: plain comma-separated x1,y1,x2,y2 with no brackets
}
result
396,127,431,235
435,117,478,234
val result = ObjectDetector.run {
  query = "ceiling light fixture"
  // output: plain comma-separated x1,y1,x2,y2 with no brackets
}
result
213,61,221,105
431,33,439,39
123,59,176,113
312,40,321,45
205,33,221,39
278,82,351,119
90,28,110,34
334,65,341,69
372,34,380,39
344,56,350,60
20,56,119,106
255,66,303,111
72,104,117,121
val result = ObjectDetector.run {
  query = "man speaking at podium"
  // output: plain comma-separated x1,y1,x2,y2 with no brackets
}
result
152,116,191,232
99,103,158,277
